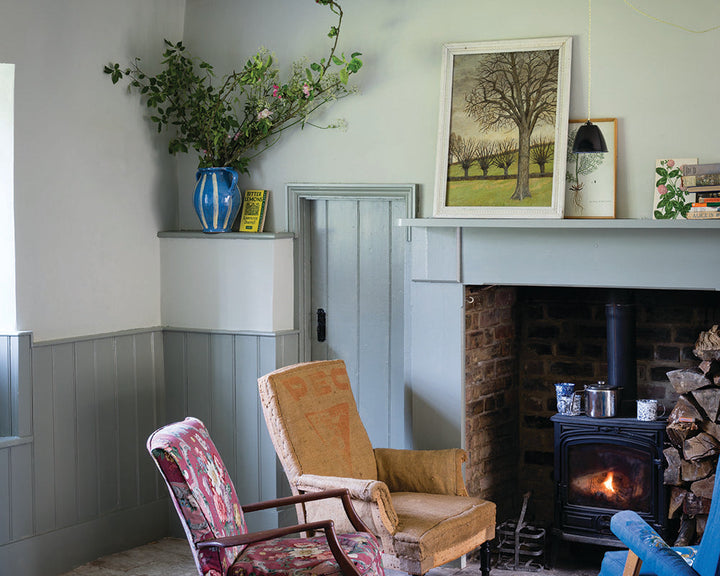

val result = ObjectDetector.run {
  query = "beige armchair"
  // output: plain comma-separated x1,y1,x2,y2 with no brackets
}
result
258,360,495,576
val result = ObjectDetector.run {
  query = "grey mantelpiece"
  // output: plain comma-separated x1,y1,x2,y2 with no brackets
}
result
401,218,720,454
398,218,720,290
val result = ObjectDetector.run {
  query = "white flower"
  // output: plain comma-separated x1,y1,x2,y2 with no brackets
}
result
257,108,272,120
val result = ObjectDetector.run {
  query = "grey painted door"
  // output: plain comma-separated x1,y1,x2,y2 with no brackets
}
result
290,184,414,449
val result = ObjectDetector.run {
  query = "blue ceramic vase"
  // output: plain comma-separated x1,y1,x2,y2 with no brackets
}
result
193,167,242,233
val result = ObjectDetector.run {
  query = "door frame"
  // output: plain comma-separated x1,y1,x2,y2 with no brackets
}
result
286,183,416,362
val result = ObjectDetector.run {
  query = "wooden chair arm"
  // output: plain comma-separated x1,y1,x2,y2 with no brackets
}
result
240,488,370,533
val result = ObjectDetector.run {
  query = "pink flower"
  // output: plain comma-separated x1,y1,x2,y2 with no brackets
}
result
657,184,668,195
667,159,675,168
303,83,311,98
257,108,272,120
272,84,282,99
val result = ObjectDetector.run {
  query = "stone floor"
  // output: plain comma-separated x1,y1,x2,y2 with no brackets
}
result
60,537,604,576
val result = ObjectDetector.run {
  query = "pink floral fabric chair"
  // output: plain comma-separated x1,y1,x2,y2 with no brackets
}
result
147,417,385,576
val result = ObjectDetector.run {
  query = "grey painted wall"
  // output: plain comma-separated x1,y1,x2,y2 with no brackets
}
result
181,0,720,229
0,328,299,576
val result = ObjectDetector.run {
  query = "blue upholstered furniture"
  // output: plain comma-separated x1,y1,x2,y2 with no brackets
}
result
599,458,720,576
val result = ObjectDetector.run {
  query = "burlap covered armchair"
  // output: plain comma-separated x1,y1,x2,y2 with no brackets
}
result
258,360,495,576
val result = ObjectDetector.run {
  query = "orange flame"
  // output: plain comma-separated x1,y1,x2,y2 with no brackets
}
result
602,472,616,494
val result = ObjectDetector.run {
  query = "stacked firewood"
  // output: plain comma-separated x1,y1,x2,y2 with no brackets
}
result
664,325,720,545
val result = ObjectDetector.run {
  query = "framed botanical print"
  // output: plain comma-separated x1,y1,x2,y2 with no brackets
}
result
565,118,617,218
433,37,572,218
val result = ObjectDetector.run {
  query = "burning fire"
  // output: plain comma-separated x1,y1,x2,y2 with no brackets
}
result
602,472,616,494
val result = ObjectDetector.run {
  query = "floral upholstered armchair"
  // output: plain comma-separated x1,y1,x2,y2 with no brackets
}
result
599,456,720,576
258,360,496,576
147,417,384,576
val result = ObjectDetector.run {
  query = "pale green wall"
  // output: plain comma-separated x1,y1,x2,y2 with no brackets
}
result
0,64,16,332
4,0,720,340
1,0,185,342
181,0,720,229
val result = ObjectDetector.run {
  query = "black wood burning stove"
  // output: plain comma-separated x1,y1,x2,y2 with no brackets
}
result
551,415,667,549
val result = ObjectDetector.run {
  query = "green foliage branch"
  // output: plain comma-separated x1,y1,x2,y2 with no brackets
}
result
104,0,362,175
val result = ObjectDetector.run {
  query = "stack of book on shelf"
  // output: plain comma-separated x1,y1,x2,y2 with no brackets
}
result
682,163,720,219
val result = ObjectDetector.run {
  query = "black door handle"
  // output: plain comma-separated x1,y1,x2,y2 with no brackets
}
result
317,308,326,342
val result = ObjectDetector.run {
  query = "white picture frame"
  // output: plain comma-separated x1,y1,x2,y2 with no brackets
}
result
433,37,572,218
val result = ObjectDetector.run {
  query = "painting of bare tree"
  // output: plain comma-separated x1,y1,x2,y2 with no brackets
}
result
433,38,572,218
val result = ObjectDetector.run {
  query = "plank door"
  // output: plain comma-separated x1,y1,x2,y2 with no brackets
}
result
290,184,414,448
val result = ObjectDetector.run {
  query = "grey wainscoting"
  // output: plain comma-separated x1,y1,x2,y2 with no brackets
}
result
0,327,298,576
162,328,300,530
0,329,168,575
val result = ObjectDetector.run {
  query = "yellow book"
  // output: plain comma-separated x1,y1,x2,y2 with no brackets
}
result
238,190,269,232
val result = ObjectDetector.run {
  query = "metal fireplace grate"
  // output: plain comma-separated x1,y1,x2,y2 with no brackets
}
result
494,492,546,571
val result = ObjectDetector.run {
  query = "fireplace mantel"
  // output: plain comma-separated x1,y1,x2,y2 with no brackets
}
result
402,218,720,454
398,218,720,291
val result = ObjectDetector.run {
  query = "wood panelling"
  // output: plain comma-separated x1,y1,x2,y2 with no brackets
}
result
0,327,298,575
28,332,165,537
0,337,11,437
163,329,299,526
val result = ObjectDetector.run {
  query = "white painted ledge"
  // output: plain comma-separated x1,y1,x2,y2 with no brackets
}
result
159,233,294,332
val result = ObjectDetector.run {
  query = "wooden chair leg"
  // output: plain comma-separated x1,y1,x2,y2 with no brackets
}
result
622,550,642,576
480,541,491,576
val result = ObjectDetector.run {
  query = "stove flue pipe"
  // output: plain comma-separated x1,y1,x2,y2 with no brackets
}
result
605,289,637,416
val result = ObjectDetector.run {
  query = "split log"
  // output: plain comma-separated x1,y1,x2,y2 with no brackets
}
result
690,474,715,500
673,516,696,547
695,325,720,353
696,515,708,538
667,421,698,449
669,395,704,423
684,432,720,461
669,487,687,519
698,360,720,380
681,458,716,482
664,446,682,485
684,492,712,515
700,420,720,443
695,349,720,362
668,368,710,394
691,388,720,422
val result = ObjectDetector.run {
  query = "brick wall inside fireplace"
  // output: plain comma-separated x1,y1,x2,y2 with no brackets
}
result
464,285,720,526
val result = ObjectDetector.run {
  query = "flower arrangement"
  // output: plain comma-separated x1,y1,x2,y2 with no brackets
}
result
654,159,691,219
103,0,362,175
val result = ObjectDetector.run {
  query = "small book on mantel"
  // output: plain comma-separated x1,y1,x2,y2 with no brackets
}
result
237,189,269,232
682,167,720,189
686,210,720,219
686,184,720,194
682,162,720,177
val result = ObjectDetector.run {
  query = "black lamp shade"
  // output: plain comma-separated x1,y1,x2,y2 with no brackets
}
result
572,121,608,153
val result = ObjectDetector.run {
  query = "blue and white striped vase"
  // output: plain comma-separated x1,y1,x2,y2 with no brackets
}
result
193,167,242,233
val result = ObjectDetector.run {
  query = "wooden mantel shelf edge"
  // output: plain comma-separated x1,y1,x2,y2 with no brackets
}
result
396,218,720,230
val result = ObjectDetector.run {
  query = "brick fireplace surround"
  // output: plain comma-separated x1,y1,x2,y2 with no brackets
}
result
464,284,720,526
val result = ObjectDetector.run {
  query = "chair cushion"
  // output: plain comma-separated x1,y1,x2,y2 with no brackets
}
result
258,360,377,480
600,547,697,576
389,492,495,562
229,533,384,576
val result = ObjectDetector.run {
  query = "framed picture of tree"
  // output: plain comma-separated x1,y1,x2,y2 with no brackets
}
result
433,37,572,218
565,118,617,218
